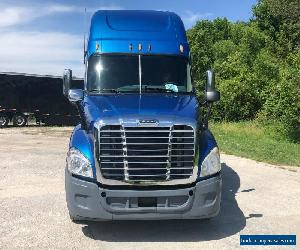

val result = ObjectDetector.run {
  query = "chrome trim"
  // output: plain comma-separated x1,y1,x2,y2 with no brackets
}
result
99,129,193,132
94,120,198,186
99,155,194,158
101,161,193,164
137,119,159,127
99,136,194,139
166,126,172,180
103,174,191,177
122,126,129,181
101,167,193,170
99,142,193,145
139,54,142,94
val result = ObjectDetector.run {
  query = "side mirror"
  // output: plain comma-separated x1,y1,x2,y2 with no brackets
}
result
63,69,72,96
68,89,83,103
205,70,220,102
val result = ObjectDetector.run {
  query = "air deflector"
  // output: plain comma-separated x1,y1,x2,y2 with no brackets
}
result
106,11,170,31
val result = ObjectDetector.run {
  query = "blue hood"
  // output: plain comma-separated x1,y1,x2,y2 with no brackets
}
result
83,94,199,126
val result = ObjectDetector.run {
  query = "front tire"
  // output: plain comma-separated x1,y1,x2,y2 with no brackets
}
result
69,211,80,222
0,114,9,128
13,113,27,127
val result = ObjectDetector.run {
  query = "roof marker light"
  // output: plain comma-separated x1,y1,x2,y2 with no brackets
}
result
180,44,184,53
138,44,142,51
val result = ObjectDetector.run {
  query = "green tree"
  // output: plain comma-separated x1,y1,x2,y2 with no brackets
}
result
259,49,300,141
187,18,231,86
253,0,300,54
187,0,300,141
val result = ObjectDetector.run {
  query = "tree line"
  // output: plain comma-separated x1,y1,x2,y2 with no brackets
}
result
187,0,300,142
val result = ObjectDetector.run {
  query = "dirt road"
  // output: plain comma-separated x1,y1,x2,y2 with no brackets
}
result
0,127,299,249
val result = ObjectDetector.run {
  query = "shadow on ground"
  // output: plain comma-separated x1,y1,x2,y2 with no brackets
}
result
81,163,250,242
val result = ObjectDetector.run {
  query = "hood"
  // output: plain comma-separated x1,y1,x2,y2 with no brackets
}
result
84,93,199,127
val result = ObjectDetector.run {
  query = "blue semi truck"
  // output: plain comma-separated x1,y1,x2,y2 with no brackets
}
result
63,10,221,221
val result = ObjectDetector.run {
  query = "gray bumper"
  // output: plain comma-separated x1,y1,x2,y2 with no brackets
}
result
65,170,222,221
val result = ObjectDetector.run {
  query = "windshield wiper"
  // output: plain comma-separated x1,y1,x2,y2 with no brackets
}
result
102,88,120,93
142,86,176,93
89,88,120,93
89,89,101,93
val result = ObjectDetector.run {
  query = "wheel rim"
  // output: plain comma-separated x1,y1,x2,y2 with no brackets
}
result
16,116,24,125
0,117,5,125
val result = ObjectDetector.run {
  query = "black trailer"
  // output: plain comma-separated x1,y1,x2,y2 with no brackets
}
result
0,72,83,127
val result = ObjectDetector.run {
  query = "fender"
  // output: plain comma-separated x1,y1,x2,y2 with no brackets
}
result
69,125,96,178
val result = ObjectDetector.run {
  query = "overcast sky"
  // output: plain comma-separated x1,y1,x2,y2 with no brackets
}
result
0,0,257,77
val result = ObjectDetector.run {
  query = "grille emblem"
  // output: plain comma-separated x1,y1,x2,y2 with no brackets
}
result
138,119,159,127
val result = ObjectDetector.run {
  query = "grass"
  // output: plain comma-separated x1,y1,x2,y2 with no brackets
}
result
210,121,300,167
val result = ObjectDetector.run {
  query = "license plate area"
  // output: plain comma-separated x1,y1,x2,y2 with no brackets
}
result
138,197,157,207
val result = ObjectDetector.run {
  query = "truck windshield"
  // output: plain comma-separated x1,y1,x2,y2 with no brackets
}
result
87,54,193,93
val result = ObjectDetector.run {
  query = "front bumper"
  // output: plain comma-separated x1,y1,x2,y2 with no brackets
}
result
65,170,222,221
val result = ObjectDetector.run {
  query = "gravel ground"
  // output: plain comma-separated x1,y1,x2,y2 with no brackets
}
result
0,126,299,250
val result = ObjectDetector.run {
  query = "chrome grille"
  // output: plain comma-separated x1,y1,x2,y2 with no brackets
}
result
97,125,195,182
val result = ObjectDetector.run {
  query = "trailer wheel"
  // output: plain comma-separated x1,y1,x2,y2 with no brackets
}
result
13,113,27,127
0,114,9,128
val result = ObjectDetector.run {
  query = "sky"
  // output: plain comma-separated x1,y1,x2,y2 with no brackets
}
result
0,0,257,77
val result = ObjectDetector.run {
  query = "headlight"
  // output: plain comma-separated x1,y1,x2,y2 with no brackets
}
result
200,147,221,177
66,148,93,178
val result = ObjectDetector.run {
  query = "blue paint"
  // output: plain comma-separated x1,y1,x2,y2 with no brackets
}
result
199,130,218,164
83,94,198,124
69,10,218,182
88,10,189,57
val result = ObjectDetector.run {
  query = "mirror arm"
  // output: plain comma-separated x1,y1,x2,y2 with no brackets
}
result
203,103,212,129
75,101,87,131
201,100,208,106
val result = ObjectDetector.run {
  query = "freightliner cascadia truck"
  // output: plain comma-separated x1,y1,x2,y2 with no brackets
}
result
63,10,221,221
